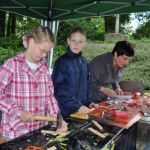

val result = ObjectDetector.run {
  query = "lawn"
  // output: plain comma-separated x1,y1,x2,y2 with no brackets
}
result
83,40,150,91
0,39,150,91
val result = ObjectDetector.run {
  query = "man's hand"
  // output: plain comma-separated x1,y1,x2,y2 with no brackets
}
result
20,111,32,122
100,86,117,98
115,87,123,95
141,104,150,114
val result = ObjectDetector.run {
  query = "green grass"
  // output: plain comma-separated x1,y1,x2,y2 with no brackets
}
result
0,38,150,91
83,40,150,91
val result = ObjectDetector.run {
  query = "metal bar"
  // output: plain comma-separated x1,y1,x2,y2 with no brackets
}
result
68,122,91,138
75,1,97,11
136,0,148,4
11,0,47,18
97,1,130,5
136,4,150,6
11,0,25,7
105,128,124,146
0,6,25,8
53,7,70,12
99,4,130,15
28,7,47,18
74,10,96,15
29,7,48,9
48,0,53,18
52,11,70,19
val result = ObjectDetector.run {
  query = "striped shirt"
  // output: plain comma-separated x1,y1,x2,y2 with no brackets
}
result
0,53,59,139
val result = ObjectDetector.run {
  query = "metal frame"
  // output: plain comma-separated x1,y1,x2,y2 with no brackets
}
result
0,0,149,20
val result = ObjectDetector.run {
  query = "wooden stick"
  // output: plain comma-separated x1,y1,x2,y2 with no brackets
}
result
144,92,150,97
92,120,103,130
41,130,68,136
47,146,57,150
32,116,56,122
88,127,106,138
41,130,58,135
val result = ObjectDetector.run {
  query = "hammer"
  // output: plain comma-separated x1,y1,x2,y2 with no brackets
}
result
31,110,63,129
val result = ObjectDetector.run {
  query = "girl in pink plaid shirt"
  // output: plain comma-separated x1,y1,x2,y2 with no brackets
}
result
0,26,67,140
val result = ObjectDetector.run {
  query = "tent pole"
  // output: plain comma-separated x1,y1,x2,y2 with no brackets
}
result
41,20,59,74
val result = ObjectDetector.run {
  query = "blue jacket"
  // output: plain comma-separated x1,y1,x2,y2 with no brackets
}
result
52,48,91,118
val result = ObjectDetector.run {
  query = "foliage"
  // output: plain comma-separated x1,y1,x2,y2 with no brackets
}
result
57,21,72,45
16,16,40,36
104,14,131,33
134,12,150,21
1,38,150,91
83,40,150,91
57,17,104,45
0,36,24,65
53,44,67,64
57,14,131,45
133,20,150,39
122,41,150,90
0,47,23,65
0,35,23,50
132,12,150,39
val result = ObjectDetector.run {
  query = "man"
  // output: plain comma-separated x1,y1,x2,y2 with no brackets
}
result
89,41,135,103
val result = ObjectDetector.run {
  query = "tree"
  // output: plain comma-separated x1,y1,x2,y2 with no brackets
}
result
133,20,150,39
104,14,131,33
16,16,40,36
0,10,6,37
135,12,150,21
11,13,16,34
104,16,115,33
133,12,150,39
57,17,104,44
6,13,17,37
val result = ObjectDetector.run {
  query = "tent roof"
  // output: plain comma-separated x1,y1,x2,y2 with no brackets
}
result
0,0,150,21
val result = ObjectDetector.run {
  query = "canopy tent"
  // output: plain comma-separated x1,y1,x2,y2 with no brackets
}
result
0,0,150,21
0,0,150,69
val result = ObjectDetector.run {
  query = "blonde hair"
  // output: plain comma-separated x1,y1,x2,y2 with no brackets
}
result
22,26,55,48
69,27,86,39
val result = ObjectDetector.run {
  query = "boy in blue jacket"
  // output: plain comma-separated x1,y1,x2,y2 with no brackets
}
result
52,27,92,118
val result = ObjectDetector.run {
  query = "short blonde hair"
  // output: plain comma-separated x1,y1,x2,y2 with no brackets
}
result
69,27,86,39
24,26,56,44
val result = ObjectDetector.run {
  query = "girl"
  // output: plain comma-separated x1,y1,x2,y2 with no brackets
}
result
52,27,93,118
0,26,67,140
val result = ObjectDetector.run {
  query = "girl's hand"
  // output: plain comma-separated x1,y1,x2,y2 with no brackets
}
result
56,120,68,133
78,105,91,114
20,111,32,122
89,102,99,108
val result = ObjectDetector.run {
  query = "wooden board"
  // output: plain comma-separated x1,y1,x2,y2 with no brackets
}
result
89,100,144,129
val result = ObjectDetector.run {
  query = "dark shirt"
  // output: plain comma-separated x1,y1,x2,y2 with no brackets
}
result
89,52,122,103
52,49,91,118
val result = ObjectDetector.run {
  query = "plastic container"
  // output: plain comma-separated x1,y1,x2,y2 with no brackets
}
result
114,117,128,124
115,110,129,119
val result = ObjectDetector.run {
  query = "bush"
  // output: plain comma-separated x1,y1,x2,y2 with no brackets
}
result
0,36,24,65
133,20,150,39
0,47,16,65
122,42,150,90
51,44,67,66
0,35,23,50
84,40,150,91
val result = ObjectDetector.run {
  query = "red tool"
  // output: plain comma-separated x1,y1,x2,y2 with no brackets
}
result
25,146,44,150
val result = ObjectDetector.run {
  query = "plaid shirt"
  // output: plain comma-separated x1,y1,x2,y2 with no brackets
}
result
0,53,59,139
